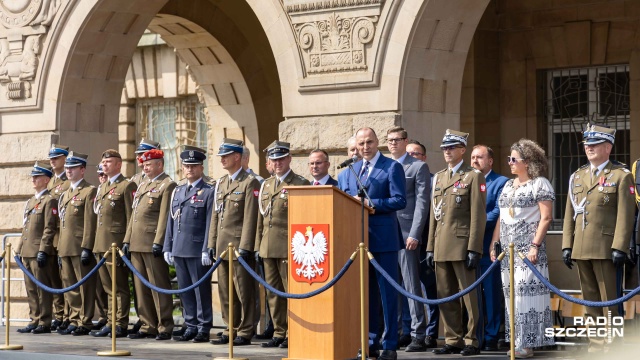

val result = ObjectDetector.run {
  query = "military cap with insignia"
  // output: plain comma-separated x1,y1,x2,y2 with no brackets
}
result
138,149,164,163
583,123,615,145
264,140,290,160
181,145,207,164
440,129,469,148
48,144,70,159
135,139,161,154
102,149,122,159
31,161,53,177
64,151,88,168
217,138,244,156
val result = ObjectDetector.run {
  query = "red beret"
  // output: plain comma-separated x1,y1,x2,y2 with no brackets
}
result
139,149,164,163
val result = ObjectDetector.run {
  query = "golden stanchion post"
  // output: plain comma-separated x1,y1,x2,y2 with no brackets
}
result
509,243,515,360
215,244,246,360
0,243,22,351
359,244,367,359
97,244,130,357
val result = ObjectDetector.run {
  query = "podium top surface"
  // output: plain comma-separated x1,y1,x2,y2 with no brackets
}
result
283,185,374,213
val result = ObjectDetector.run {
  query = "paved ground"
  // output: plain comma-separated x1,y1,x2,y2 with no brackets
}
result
1,326,634,359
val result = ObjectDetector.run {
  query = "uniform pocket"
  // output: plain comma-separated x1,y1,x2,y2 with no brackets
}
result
602,226,614,237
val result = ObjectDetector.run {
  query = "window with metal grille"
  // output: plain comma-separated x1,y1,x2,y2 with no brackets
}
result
543,65,630,230
136,96,208,181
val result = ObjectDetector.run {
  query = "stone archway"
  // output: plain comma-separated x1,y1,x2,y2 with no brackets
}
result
43,0,282,176
399,0,491,170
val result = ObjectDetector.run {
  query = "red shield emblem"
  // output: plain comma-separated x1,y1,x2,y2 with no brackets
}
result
291,224,330,284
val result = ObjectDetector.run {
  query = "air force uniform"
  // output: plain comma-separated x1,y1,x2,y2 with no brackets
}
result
163,146,215,341
562,124,635,351
208,139,260,344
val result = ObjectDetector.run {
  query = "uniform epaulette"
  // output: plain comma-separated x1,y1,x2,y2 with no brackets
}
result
611,160,627,167
296,174,307,181
435,168,447,175
247,174,255,180
202,183,213,189
579,163,589,169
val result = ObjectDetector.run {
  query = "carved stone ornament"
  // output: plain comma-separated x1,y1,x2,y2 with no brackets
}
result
0,0,61,104
285,0,393,91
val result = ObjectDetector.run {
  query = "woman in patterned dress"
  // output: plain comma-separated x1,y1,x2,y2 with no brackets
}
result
490,139,555,358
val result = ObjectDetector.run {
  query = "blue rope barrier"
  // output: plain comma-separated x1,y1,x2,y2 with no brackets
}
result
122,254,222,295
14,255,106,294
369,254,501,305
237,255,353,299
521,255,640,307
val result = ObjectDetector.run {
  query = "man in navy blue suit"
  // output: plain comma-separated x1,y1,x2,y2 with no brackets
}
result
340,127,406,360
309,149,338,186
470,145,508,351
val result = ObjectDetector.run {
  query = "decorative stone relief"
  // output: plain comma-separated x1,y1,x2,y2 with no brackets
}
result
0,0,61,104
285,0,398,91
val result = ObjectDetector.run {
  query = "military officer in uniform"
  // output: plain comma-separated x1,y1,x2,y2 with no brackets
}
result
123,149,176,340
208,139,260,346
56,152,97,336
426,130,486,356
562,124,635,353
47,144,71,331
255,141,310,348
129,139,161,185
164,145,215,343
92,149,137,338
93,164,109,330
16,162,59,334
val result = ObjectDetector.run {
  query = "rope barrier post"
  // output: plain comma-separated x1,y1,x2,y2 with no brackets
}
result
509,243,514,360
215,244,247,360
0,243,21,351
97,243,130,357
358,243,367,359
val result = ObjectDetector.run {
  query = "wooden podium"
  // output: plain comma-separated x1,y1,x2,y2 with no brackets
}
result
285,185,372,360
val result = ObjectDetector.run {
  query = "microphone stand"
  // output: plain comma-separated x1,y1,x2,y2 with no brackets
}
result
347,162,374,360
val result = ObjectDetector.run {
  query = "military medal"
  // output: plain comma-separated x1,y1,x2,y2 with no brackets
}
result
148,199,154,205
455,196,462,204
280,193,286,199
603,195,609,204
234,202,239,208
598,186,603,191
110,201,116,208
108,195,112,199
74,207,78,214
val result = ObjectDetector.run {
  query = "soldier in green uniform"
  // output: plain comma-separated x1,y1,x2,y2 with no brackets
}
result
47,144,70,331
254,141,310,349
91,149,137,338
122,149,176,341
562,124,635,353
208,139,260,346
16,162,59,334
426,130,486,356
129,139,161,185
56,152,97,336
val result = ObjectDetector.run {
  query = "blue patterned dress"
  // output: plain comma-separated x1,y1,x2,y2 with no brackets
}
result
498,177,555,349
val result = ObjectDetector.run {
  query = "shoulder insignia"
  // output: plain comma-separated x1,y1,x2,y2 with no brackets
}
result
203,183,213,189
248,174,255,180
579,164,589,169
622,168,631,173
436,168,447,174
473,169,481,174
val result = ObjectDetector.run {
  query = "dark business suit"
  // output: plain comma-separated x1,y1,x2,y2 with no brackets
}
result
396,155,429,340
313,175,339,186
164,179,215,334
479,171,508,347
340,152,407,350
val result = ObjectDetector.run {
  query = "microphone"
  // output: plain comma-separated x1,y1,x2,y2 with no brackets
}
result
337,156,359,169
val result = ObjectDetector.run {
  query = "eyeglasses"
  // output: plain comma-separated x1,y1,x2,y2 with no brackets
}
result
507,156,524,164
387,137,407,144
308,161,327,166
441,145,461,151
408,151,424,157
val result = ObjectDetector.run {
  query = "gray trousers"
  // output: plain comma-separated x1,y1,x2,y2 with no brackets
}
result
398,248,427,339
174,256,213,333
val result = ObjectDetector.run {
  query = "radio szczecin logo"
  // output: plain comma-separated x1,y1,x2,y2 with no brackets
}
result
545,311,623,343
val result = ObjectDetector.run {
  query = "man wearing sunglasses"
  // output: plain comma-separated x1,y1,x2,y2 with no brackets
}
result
562,124,635,353
426,129,486,356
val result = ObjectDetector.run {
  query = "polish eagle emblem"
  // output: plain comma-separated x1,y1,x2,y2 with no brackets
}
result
291,226,328,282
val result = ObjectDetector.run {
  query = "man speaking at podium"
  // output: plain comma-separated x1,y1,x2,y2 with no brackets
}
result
340,127,407,360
